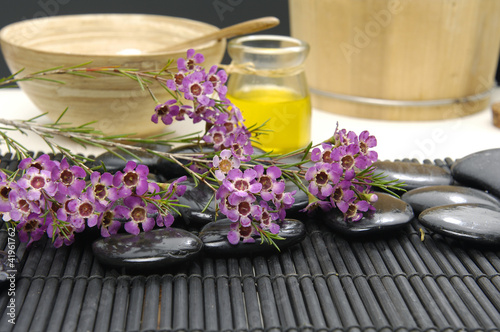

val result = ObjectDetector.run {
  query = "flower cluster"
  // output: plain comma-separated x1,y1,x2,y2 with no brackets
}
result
0,155,185,247
150,49,299,245
148,49,383,246
153,49,253,161
304,128,379,221
214,156,296,244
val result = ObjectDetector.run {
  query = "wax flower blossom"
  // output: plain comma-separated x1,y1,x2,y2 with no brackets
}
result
303,128,379,221
0,154,185,247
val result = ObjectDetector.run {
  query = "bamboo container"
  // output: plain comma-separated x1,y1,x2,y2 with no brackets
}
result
289,0,500,120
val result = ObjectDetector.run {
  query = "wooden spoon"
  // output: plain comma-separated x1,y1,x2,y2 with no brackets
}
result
166,16,280,51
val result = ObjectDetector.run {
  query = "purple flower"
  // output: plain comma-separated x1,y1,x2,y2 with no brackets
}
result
305,162,342,199
17,167,57,201
152,99,180,125
113,161,149,196
223,168,262,200
311,143,335,163
189,104,209,124
178,49,205,72
272,190,296,220
19,154,59,172
181,71,214,105
206,65,228,97
52,158,86,196
254,165,285,201
258,201,280,234
329,180,353,209
229,130,254,161
165,176,188,198
337,190,371,222
89,171,118,205
98,209,122,237
224,194,261,227
73,193,98,227
204,125,228,151
227,223,256,245
335,129,359,146
213,149,240,181
358,130,378,164
7,187,39,221
0,172,14,213
16,213,47,246
115,196,157,235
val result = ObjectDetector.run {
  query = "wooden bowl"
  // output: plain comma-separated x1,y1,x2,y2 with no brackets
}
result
0,14,226,136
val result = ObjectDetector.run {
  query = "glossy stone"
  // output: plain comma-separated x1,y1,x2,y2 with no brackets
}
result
418,204,500,245
451,148,500,198
199,219,306,256
92,143,172,174
92,227,203,271
0,250,19,289
373,161,453,191
402,185,500,214
318,193,414,236
177,178,217,227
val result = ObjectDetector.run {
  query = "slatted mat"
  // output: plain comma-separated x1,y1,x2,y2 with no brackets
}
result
1,155,500,332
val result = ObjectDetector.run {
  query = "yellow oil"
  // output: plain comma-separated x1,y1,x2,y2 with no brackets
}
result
227,86,311,154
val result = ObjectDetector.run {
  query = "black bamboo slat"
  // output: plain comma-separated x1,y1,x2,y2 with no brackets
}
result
2,155,500,331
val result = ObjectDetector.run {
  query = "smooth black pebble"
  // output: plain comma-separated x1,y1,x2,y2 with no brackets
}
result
199,218,306,256
373,161,453,191
451,148,500,198
319,193,414,236
92,143,172,175
402,185,500,214
92,227,203,272
177,178,217,227
418,203,500,245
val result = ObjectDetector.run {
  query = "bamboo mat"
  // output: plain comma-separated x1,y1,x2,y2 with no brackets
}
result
1,155,500,332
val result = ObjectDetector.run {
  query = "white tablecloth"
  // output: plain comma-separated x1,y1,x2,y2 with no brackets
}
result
1,88,499,161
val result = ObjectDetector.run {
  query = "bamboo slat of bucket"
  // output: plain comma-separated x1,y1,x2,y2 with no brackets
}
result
289,0,500,120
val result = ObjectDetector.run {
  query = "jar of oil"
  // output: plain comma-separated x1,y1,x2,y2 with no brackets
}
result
226,35,311,154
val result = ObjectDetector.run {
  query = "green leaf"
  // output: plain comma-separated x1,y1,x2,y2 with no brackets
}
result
55,108,70,125
30,65,64,75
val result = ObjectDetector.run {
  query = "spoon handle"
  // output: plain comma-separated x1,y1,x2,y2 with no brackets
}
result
168,16,280,51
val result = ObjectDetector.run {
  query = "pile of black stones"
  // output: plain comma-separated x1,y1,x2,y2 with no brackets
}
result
4,146,500,275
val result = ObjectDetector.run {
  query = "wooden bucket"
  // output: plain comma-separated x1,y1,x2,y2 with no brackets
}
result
289,0,500,120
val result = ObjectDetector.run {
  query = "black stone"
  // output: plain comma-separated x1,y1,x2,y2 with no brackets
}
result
199,219,306,256
373,161,453,191
418,203,500,245
0,250,19,289
177,178,217,227
92,143,172,175
92,227,203,272
317,193,414,237
451,148,500,198
402,185,500,214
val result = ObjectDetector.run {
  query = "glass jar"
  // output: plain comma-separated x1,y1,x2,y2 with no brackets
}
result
226,35,311,154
